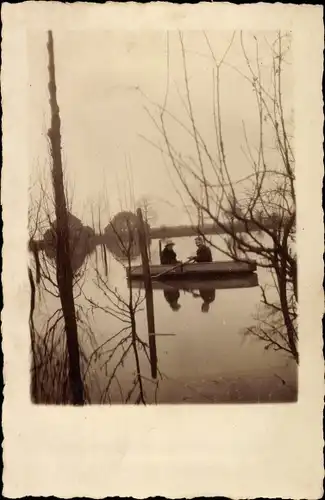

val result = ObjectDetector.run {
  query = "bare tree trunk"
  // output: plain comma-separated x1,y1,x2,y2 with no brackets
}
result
28,267,38,401
47,31,84,405
274,256,298,362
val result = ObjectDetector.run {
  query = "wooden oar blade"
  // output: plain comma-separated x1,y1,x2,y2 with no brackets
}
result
152,258,193,279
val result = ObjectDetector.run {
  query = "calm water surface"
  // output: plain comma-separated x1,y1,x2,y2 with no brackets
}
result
35,235,297,404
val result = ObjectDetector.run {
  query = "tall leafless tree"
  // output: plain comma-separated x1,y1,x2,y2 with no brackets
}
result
44,30,85,403
145,30,297,362
137,196,157,226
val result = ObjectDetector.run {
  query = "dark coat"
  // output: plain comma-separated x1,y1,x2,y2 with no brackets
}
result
160,247,178,265
195,245,212,263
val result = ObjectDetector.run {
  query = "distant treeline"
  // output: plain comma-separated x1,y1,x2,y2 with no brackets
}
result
30,215,288,252
28,214,290,273
149,215,287,240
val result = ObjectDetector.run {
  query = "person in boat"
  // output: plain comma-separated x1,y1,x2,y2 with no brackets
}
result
160,239,179,265
189,236,213,263
163,289,181,311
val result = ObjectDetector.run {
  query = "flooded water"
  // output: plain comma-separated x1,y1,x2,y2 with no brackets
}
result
34,234,298,404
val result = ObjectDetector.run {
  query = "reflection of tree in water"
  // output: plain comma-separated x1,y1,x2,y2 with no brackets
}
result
75,209,160,404
82,262,161,404
244,287,298,362
29,226,156,404
29,230,98,403
105,237,141,262
29,209,153,402
30,307,97,404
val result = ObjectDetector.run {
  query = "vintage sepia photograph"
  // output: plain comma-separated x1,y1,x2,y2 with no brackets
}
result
3,3,324,498
27,28,298,405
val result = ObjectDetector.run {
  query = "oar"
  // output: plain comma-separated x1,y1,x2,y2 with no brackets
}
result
152,257,195,279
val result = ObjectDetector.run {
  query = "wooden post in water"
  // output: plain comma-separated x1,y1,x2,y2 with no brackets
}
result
136,208,157,379
147,237,152,263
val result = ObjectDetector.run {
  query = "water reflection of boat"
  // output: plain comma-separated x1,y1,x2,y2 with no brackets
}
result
130,273,259,291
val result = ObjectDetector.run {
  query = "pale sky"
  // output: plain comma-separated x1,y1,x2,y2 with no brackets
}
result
27,29,293,228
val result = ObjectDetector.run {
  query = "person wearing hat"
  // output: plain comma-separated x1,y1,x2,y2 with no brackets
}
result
160,239,179,265
189,236,213,263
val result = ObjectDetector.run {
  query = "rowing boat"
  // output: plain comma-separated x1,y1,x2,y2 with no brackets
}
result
127,260,257,280
129,272,259,291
